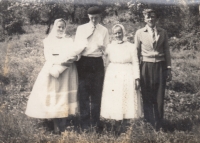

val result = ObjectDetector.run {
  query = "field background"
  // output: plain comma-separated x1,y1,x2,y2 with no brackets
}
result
0,0,200,142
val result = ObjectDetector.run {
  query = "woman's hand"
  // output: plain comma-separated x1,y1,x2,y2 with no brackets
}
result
67,56,78,63
135,78,140,90
98,45,105,50
98,45,106,54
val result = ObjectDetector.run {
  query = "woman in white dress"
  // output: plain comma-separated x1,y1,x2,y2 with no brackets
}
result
100,24,143,132
25,19,79,133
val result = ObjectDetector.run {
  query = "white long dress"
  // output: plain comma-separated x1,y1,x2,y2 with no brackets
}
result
100,41,143,120
25,37,78,119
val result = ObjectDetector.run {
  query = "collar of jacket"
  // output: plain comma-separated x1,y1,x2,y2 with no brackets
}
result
143,25,161,33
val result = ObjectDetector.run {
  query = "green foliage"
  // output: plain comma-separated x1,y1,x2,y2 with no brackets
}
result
0,0,199,40
0,1,25,35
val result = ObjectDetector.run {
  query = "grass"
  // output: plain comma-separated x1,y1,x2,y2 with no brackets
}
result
0,23,200,142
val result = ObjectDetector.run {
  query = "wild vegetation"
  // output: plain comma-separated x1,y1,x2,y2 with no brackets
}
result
0,0,200,142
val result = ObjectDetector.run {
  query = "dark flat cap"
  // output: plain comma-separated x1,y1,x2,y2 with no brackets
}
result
143,8,156,15
88,6,101,15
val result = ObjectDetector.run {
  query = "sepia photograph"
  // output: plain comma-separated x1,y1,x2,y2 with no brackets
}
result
0,0,200,142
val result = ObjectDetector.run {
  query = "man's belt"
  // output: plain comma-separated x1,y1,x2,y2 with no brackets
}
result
142,54,164,58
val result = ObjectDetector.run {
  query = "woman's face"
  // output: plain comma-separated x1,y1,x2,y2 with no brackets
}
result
113,26,123,41
56,21,66,37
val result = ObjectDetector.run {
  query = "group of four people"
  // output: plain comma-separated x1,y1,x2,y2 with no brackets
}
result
25,6,172,134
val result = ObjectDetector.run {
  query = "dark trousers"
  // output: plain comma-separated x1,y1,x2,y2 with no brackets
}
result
140,61,167,129
76,56,104,128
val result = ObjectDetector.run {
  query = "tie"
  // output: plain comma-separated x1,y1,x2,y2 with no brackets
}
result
87,26,96,39
152,28,156,41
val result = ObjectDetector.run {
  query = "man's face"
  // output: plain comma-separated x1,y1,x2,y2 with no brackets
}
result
144,12,157,28
88,14,100,26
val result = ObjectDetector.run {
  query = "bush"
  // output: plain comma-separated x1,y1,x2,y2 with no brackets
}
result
0,1,25,35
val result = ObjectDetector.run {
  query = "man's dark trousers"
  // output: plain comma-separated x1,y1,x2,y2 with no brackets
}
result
140,61,167,130
76,56,104,129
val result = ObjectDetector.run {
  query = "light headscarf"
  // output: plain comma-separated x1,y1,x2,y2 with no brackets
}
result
46,18,67,39
112,24,126,42
43,18,67,50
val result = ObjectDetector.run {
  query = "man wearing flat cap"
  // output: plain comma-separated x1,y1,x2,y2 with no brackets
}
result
135,8,172,130
74,6,109,130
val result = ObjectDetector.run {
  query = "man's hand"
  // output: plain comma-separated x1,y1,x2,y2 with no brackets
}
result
61,56,78,66
67,56,78,63
61,62,71,67
135,78,140,90
166,69,172,82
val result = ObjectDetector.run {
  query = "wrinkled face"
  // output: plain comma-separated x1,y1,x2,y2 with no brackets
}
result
88,14,100,26
144,12,157,28
56,21,66,36
113,26,123,41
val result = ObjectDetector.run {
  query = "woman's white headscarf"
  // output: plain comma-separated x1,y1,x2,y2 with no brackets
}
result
112,24,126,42
43,18,67,50
47,18,67,39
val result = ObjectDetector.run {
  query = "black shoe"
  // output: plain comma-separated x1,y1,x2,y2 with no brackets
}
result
80,122,90,133
155,121,162,131
53,130,61,135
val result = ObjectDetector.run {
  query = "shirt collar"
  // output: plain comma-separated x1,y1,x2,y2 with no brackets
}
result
144,25,157,32
88,22,99,29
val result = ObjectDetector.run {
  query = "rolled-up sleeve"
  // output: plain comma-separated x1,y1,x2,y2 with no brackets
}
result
74,26,87,60
103,29,110,50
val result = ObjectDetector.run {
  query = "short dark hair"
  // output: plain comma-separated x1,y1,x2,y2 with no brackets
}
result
143,8,158,17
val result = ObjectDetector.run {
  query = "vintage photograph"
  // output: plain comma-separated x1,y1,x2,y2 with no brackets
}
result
0,0,200,142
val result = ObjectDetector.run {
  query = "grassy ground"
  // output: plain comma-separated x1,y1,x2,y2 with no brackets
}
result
0,23,200,142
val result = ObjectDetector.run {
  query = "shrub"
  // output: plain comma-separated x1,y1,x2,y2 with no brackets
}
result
0,1,25,35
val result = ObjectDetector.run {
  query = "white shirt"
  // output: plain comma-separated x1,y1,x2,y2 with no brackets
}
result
74,22,110,57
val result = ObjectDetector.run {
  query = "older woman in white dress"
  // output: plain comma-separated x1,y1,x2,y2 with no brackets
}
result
25,19,79,134
100,24,143,133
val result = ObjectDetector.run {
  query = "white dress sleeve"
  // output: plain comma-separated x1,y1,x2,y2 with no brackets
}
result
43,39,53,62
130,43,140,79
43,37,69,78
